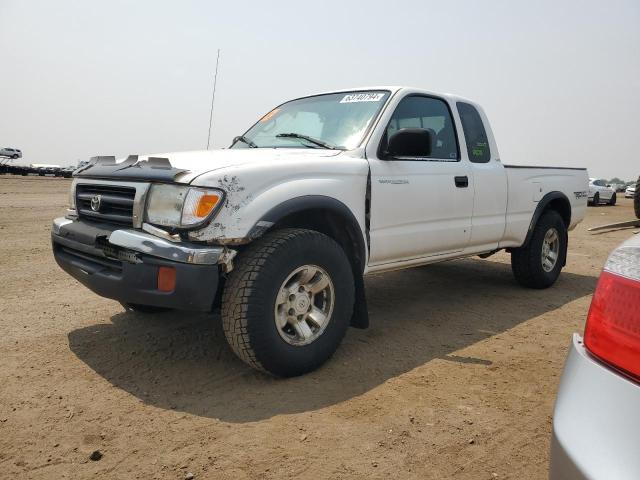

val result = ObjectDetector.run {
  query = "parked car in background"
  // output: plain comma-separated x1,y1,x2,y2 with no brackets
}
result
626,184,636,198
30,164,61,176
588,178,616,206
0,147,22,159
58,166,75,178
550,234,640,479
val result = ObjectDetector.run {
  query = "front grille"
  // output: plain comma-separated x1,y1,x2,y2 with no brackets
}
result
76,184,136,226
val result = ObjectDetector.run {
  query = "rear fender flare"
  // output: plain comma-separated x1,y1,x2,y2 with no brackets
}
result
523,191,571,266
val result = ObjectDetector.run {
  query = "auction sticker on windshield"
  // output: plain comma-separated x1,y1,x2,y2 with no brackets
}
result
260,108,280,122
340,93,385,103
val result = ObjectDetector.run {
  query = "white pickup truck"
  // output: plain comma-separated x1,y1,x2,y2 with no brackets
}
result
51,87,588,376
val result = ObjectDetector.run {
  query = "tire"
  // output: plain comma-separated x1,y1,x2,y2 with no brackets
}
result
635,176,640,220
11,154,18,159
609,192,616,206
221,228,354,377
121,302,171,313
511,210,567,289
591,192,599,206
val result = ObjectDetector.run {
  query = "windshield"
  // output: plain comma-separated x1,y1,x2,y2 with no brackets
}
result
231,90,390,150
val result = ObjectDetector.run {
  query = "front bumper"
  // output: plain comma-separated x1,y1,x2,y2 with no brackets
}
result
550,334,640,480
51,217,225,311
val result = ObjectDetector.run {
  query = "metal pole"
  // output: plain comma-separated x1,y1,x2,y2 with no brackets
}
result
206,49,221,150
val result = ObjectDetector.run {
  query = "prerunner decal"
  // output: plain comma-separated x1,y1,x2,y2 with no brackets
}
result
340,93,385,103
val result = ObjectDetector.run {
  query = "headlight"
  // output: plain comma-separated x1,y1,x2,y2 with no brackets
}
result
145,185,224,229
68,178,78,209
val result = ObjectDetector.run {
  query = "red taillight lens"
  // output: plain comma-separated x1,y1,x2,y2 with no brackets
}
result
584,270,640,380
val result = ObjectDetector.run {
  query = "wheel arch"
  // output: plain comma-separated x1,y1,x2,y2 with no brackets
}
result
248,195,367,270
247,195,369,328
524,191,571,247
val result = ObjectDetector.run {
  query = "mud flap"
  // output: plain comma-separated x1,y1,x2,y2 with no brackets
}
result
350,271,369,329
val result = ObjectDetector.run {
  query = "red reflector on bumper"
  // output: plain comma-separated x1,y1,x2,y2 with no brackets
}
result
157,266,176,292
584,271,640,380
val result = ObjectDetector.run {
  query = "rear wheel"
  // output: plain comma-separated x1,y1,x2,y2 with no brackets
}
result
511,210,567,289
609,192,617,206
221,228,354,377
591,192,599,206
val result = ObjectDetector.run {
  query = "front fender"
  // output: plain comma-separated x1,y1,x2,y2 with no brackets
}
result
187,164,368,246
246,194,368,262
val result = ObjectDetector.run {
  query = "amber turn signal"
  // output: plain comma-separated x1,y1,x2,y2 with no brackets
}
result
195,194,221,218
157,266,176,292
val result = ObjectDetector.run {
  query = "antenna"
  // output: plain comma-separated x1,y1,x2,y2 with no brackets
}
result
206,49,221,150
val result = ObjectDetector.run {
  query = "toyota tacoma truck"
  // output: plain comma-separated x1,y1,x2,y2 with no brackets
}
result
51,87,589,377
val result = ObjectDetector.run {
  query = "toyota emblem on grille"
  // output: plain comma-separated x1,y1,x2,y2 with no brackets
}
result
90,194,102,212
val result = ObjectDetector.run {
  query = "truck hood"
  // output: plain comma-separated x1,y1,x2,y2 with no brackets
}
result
130,148,344,183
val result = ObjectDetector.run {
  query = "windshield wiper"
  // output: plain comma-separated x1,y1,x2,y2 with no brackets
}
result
233,135,258,148
275,133,338,150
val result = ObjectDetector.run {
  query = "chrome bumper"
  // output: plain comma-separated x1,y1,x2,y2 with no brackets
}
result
52,217,226,265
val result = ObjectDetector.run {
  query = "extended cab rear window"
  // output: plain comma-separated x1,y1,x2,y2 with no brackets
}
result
457,102,491,163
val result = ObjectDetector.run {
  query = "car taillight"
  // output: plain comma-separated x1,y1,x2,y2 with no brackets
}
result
584,243,640,380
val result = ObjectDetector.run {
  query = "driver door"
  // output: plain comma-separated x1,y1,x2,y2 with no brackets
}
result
367,95,474,265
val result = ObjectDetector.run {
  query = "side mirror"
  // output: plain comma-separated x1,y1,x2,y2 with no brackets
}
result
386,128,433,158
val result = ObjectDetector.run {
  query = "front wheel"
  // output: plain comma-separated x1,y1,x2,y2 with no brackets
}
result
609,192,617,206
511,210,567,289
221,228,354,377
591,192,600,206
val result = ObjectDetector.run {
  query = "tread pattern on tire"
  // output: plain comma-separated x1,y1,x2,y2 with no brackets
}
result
221,228,325,373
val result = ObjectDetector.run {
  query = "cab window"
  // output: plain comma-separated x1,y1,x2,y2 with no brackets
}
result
457,102,491,163
384,95,459,160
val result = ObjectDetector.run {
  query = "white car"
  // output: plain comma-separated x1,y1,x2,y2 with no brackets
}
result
588,178,616,206
0,147,22,159
51,86,588,376
625,185,636,198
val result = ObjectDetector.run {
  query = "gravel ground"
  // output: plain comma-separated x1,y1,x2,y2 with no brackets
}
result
0,176,637,479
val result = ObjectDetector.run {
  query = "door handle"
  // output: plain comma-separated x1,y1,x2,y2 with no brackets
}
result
454,176,469,188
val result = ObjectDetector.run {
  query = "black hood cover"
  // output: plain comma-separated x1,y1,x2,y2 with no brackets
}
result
74,155,189,182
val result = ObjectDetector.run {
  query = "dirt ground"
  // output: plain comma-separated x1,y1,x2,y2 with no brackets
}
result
0,176,637,479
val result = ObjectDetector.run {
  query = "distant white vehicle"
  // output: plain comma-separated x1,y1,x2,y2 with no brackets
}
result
0,147,22,159
588,178,616,206
30,163,61,169
626,185,636,198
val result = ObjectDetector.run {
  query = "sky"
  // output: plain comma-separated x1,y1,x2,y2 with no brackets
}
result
1,0,638,180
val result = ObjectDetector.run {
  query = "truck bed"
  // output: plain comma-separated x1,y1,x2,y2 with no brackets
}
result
499,164,589,248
